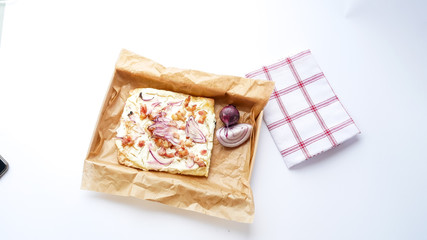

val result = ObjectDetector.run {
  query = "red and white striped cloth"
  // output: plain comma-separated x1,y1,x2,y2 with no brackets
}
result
246,50,360,168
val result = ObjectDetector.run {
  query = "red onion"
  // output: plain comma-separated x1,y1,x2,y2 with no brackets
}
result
216,123,252,148
164,135,181,146
157,118,177,127
163,100,183,111
145,102,160,116
185,158,195,168
219,105,240,127
148,144,173,165
153,111,169,122
139,92,155,101
167,100,183,106
151,102,161,107
149,120,180,146
185,116,206,143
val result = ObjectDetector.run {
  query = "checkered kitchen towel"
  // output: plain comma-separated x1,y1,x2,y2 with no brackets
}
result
246,50,360,168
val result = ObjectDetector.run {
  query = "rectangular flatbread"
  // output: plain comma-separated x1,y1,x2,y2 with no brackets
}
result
115,88,215,177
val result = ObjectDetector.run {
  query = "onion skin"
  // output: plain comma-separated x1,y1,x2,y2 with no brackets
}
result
219,105,240,127
216,123,252,148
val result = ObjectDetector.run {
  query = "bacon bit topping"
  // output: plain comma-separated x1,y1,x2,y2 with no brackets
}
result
141,104,147,114
157,147,166,156
155,146,175,158
148,113,155,121
140,104,147,120
172,110,186,122
121,135,134,147
186,104,197,112
198,110,207,115
194,156,206,167
176,148,189,158
184,96,191,107
179,125,186,130
185,139,193,147
154,137,172,149
147,111,165,121
188,153,206,167
198,114,207,124
200,149,207,155
138,140,145,147
173,132,180,140
162,140,170,148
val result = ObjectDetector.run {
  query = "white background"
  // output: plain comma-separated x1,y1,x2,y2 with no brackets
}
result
1,0,426,239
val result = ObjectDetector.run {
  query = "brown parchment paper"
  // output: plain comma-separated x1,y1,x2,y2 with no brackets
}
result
81,49,275,223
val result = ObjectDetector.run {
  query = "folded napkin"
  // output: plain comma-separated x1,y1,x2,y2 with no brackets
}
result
246,50,360,168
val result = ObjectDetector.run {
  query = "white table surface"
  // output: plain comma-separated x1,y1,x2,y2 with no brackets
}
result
1,0,426,239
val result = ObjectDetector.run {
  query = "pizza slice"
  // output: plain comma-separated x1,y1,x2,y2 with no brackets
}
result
115,88,215,177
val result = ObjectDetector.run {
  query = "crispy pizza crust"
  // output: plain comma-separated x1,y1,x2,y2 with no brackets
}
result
118,151,210,176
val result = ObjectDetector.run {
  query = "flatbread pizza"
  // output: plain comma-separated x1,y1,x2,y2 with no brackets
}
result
115,88,215,177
